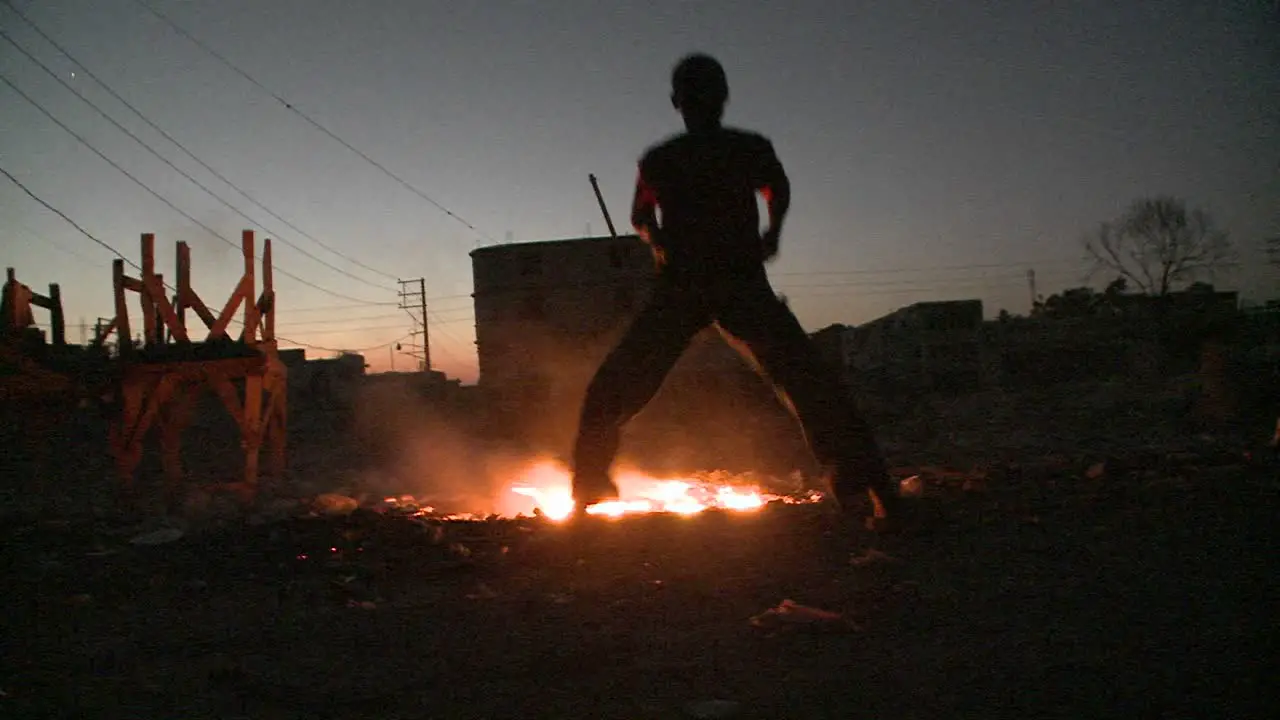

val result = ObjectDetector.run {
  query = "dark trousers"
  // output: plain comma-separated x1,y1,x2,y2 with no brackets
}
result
571,266,899,516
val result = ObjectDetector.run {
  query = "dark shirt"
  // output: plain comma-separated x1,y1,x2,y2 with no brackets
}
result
632,126,787,274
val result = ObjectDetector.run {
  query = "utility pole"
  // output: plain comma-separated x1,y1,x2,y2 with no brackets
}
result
398,278,430,371
1026,269,1038,309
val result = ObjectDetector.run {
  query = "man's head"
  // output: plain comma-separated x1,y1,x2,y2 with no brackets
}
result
671,53,728,129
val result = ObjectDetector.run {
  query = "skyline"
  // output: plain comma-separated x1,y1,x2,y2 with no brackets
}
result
2,0,1277,383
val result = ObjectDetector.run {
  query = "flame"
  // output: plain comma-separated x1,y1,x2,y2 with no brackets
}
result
499,460,813,522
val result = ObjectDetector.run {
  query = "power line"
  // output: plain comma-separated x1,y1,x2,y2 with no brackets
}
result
0,0,401,284
0,164,140,269
0,69,387,305
131,0,495,245
279,302,402,313
0,26,393,293
277,313,407,328
2,163,411,354
771,257,1087,277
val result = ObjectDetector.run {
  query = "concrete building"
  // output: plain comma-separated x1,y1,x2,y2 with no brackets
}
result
471,234,654,391
469,235,656,443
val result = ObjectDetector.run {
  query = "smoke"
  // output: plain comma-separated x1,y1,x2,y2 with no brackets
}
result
348,377,546,515
489,322,818,481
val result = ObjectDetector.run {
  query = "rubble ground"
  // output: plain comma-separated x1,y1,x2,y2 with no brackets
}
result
2,448,1274,719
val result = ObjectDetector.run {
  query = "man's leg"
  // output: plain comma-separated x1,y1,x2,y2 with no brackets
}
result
572,280,708,505
715,273,901,521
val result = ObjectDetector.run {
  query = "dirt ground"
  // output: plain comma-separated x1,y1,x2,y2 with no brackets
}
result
2,438,1274,719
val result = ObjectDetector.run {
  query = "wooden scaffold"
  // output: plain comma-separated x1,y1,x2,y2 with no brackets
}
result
98,230,288,502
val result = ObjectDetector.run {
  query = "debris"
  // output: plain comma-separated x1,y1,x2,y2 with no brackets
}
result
850,548,898,567
129,527,185,546
313,493,359,516
899,475,924,498
346,599,377,610
686,699,743,718
1085,462,1107,480
749,599,858,633
547,593,573,604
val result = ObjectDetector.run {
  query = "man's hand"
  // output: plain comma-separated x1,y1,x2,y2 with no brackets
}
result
762,226,781,262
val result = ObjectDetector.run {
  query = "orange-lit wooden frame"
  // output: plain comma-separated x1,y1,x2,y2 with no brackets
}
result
100,231,287,502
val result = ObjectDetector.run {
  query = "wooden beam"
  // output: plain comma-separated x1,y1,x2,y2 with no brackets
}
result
242,230,258,346
91,317,117,348
175,242,188,325
208,275,249,341
3,267,18,330
141,233,156,347
47,283,64,346
262,238,275,342
142,273,189,344
113,259,133,358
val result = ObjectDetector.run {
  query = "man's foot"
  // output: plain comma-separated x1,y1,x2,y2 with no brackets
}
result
571,473,620,514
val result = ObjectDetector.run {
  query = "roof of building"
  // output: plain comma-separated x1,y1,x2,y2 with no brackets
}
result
470,234,642,258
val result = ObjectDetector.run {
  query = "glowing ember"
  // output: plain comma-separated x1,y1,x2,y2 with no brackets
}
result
500,461,814,522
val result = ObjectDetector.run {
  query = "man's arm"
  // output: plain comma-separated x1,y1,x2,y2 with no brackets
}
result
631,163,661,247
757,140,790,260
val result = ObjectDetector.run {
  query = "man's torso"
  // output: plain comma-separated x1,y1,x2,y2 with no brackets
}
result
639,126,777,272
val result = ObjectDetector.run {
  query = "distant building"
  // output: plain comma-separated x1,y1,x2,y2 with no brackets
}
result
809,323,858,383
846,300,988,391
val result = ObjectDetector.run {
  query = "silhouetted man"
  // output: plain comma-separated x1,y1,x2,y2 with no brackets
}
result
571,53,905,530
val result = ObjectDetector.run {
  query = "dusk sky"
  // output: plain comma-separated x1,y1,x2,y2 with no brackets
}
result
2,0,1277,383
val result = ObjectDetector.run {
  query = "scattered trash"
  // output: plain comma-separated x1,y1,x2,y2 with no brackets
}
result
1085,462,1107,480
346,599,377,610
749,599,858,633
466,583,498,600
686,699,742,718
313,493,359,516
850,548,898,567
129,527,185,546
899,475,924,498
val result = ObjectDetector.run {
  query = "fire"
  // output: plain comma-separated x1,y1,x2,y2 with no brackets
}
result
501,460,813,522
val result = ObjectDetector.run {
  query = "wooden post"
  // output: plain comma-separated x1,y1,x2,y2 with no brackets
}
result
262,238,274,342
47,283,65,346
141,233,156,347
242,230,257,345
3,267,16,331
174,242,188,336
113,259,133,359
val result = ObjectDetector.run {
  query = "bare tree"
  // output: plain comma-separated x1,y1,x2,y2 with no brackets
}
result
1084,196,1232,296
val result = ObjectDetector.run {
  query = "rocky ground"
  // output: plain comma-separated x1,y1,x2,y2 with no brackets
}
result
2,446,1275,719
1,377,1275,719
